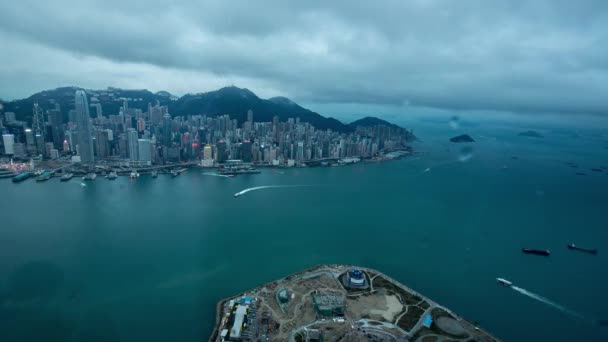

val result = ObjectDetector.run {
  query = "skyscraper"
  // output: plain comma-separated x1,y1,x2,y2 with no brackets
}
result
48,109,63,149
127,129,139,161
137,139,151,165
91,103,103,118
163,113,172,147
2,134,14,155
75,90,94,163
247,109,253,125
95,129,110,159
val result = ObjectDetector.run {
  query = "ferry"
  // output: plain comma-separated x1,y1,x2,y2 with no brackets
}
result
12,171,33,183
171,168,187,177
36,171,53,182
522,248,550,256
129,171,140,179
60,173,74,182
496,278,512,287
107,171,118,180
82,173,97,181
567,243,597,255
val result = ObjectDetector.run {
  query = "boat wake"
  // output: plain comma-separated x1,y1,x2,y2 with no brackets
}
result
511,286,586,320
234,185,310,197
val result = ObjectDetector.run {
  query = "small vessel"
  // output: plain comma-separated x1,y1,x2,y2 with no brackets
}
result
82,173,97,181
107,171,118,180
567,243,597,255
171,168,186,177
60,173,74,182
36,171,53,182
129,171,139,179
522,248,550,256
12,171,33,183
234,192,242,198
151,171,158,178
496,278,512,287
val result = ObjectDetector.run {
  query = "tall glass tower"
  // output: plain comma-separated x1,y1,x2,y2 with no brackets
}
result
75,90,94,163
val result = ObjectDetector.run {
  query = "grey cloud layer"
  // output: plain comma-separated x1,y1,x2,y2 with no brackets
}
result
0,0,607,114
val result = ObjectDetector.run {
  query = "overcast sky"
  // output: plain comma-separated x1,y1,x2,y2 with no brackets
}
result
0,0,607,115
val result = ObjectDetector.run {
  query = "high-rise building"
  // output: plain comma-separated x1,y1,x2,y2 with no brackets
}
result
13,143,26,158
35,134,45,156
95,129,110,159
68,109,77,123
247,110,253,125
163,113,172,147
137,139,151,165
45,142,54,158
91,103,103,118
297,141,304,161
203,144,212,160
48,109,63,149
50,148,59,159
137,118,145,132
2,134,15,155
216,140,227,163
75,90,94,163
127,129,139,161
4,112,16,124
150,104,163,125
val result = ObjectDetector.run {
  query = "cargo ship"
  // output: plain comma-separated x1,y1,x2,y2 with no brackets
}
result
522,248,550,256
12,171,33,183
60,173,74,182
567,243,597,255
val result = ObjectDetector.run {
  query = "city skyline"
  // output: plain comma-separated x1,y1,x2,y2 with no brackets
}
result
1,88,415,168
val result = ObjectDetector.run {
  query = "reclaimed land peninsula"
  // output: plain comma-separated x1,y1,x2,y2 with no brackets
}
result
209,264,499,342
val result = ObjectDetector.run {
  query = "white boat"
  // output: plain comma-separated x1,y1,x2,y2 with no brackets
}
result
107,171,118,180
82,173,97,180
129,171,140,179
496,278,512,287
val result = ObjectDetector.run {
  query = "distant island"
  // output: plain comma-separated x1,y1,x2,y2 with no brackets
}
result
209,264,499,341
450,134,475,143
518,130,544,138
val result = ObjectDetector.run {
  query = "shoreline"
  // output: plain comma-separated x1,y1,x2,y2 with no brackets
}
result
208,264,499,342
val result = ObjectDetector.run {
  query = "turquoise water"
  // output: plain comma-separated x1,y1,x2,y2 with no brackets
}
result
1,118,607,341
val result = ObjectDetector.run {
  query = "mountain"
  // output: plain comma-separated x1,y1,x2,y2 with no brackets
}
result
348,116,402,130
1,86,404,133
172,86,348,131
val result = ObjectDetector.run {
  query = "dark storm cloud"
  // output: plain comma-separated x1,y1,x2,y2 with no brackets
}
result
0,0,607,114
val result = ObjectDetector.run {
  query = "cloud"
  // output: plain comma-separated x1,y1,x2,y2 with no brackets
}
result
0,0,607,115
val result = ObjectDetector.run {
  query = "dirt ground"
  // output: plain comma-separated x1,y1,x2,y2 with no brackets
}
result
347,292,403,322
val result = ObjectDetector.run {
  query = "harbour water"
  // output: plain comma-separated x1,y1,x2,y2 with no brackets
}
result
1,116,607,341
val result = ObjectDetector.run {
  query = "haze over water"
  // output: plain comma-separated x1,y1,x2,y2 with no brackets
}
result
1,115,607,341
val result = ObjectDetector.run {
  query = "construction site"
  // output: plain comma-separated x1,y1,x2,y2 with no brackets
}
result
209,265,499,342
